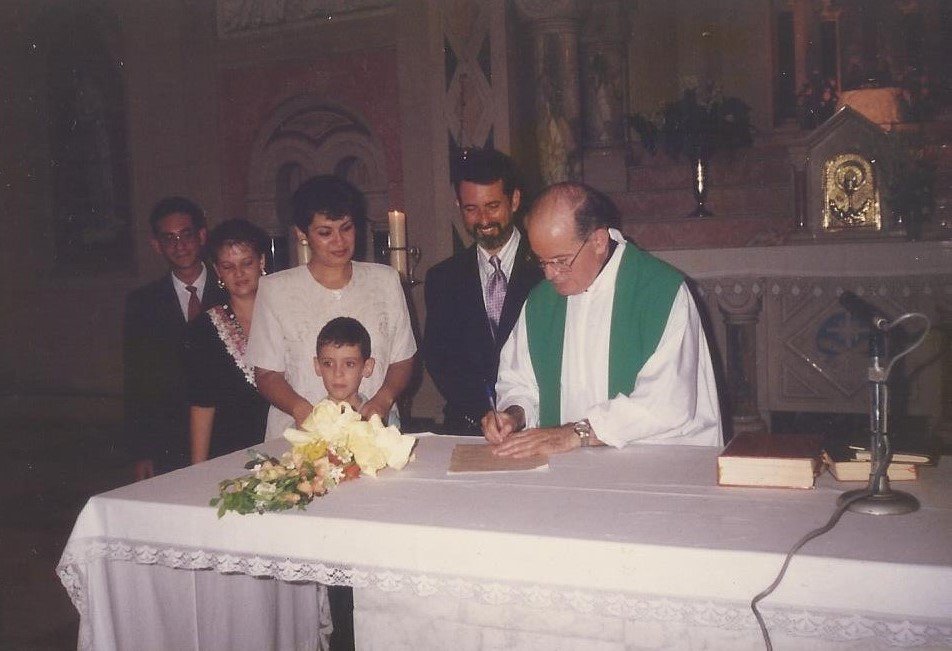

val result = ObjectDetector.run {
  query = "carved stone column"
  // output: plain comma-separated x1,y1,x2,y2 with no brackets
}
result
788,143,808,231
514,0,582,184
714,281,768,437
935,300,952,446
579,0,628,192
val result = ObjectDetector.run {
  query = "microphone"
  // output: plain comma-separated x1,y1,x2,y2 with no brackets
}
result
839,291,890,331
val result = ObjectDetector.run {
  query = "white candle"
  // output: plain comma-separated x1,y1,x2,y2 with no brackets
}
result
296,231,311,266
388,210,407,279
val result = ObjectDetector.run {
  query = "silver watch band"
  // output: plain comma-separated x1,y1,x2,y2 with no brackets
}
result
573,419,592,447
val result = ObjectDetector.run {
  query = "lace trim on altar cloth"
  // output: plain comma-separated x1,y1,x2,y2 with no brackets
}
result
57,539,952,649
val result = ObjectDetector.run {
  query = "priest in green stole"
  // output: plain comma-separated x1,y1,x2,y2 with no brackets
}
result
482,182,723,458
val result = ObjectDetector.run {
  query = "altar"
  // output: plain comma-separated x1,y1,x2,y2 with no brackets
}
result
58,436,952,650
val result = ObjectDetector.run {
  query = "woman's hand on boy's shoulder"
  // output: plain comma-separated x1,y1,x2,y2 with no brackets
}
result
359,393,393,423
291,400,315,429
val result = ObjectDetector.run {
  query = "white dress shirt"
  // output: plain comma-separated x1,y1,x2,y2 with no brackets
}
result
495,229,723,448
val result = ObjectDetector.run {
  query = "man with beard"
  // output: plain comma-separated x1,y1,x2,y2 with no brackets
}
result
423,148,543,434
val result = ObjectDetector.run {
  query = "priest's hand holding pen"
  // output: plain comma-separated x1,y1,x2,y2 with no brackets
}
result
481,405,525,444
481,407,523,443
480,382,530,444
481,382,525,443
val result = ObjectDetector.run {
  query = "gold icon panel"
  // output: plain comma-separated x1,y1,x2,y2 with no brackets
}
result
822,153,882,232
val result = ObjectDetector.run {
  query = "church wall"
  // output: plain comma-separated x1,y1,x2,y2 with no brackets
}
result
1,0,224,418
214,10,405,221
628,0,773,132
627,0,679,118
4,0,945,431
1,0,420,423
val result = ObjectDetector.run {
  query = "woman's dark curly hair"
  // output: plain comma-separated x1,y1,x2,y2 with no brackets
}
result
207,218,269,260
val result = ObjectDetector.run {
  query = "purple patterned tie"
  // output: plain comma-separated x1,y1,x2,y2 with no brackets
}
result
485,255,507,339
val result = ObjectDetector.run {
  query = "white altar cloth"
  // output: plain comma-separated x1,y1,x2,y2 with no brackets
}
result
58,436,952,650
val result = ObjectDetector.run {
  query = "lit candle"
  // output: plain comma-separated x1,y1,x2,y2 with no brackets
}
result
297,234,311,266
388,210,407,279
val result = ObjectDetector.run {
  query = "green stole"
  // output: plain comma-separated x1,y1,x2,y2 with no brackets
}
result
525,243,683,427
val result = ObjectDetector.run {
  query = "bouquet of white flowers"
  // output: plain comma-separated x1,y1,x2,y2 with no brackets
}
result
210,400,417,517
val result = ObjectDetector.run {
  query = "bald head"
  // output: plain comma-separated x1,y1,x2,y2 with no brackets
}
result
525,182,620,240
525,182,620,296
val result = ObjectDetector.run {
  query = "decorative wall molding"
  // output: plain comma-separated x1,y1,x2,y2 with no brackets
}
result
442,0,498,150
513,0,577,23
690,266,950,429
698,280,764,320
656,241,952,280
434,0,511,249
217,0,393,36
245,96,389,240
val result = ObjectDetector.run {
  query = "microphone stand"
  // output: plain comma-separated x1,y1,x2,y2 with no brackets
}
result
838,320,920,515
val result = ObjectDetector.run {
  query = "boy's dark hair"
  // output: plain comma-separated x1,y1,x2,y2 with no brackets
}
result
451,148,518,199
207,218,269,259
149,196,206,235
292,175,367,232
316,317,371,360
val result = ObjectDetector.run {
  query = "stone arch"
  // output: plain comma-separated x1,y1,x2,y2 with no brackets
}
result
245,95,389,262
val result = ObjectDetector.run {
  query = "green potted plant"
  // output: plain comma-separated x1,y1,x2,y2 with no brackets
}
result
629,84,754,217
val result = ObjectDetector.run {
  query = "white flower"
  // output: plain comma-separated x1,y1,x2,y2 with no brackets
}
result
368,414,416,471
282,398,416,478
284,400,362,446
342,413,416,476
254,482,277,497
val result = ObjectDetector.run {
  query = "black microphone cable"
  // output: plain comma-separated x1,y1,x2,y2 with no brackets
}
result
750,454,889,650
750,306,930,650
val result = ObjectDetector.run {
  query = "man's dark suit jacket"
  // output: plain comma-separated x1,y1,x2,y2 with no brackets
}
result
123,271,226,471
423,234,543,434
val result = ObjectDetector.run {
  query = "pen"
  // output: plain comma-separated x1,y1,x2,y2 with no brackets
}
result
484,381,503,432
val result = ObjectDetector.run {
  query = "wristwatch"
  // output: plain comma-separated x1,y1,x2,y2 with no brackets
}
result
572,419,593,447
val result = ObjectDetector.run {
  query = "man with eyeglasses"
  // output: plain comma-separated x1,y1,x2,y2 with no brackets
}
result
123,197,226,479
424,148,543,434
482,182,723,456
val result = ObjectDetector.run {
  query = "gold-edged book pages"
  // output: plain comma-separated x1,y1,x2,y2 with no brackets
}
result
717,433,824,489
448,444,549,474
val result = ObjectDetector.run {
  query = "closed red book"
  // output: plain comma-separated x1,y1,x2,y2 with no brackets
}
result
717,433,823,489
